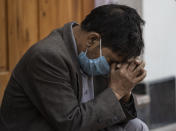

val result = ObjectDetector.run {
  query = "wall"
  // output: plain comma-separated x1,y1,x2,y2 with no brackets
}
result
117,0,143,16
143,0,176,81
95,0,142,16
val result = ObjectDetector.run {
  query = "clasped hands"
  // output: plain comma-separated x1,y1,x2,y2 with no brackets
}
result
109,58,146,102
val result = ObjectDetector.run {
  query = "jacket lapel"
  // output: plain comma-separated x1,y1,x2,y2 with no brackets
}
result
62,22,83,103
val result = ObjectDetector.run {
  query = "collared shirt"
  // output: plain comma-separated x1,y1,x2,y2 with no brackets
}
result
70,22,94,103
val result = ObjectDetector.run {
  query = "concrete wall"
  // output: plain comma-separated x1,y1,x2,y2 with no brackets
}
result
143,0,176,81
95,0,142,16
117,0,142,16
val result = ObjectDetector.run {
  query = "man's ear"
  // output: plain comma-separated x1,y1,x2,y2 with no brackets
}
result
86,32,101,48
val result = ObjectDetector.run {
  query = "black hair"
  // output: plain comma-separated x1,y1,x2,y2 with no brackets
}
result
81,4,145,60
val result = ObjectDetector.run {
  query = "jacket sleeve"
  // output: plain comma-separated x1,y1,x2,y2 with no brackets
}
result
94,76,137,122
98,95,137,131
23,50,127,131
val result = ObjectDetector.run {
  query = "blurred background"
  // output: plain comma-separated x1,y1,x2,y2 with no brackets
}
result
0,0,176,130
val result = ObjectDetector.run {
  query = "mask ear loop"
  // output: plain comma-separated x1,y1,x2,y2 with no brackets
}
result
100,39,102,56
85,48,88,55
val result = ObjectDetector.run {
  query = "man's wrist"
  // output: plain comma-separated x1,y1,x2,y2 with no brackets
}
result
112,90,123,100
121,92,132,103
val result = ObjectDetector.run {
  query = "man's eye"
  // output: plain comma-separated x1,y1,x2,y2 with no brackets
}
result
109,60,115,65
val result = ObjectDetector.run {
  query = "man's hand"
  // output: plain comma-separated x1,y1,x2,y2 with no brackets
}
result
109,59,146,100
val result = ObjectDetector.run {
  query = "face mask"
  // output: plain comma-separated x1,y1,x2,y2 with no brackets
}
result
78,39,110,76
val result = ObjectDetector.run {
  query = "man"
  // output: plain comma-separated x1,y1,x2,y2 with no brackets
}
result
0,4,148,131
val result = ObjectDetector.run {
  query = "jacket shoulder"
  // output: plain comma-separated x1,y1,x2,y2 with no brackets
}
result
29,28,65,56
13,28,69,76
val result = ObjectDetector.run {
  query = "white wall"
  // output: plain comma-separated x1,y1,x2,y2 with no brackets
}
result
143,0,176,81
117,0,142,16
95,0,142,16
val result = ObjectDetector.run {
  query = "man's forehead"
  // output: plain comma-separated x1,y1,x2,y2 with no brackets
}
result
111,51,137,64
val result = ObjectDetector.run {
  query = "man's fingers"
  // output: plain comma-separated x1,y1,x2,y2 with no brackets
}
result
134,70,147,83
116,64,121,69
127,58,135,63
121,61,131,70
134,59,142,65
128,62,137,72
133,61,145,76
140,61,145,68
110,63,117,73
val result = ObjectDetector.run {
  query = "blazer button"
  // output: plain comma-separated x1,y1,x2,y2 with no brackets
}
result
113,116,119,122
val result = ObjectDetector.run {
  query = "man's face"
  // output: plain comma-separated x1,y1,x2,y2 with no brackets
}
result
86,45,126,66
76,29,128,66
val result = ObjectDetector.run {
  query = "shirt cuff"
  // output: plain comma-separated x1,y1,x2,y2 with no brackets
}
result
119,94,137,121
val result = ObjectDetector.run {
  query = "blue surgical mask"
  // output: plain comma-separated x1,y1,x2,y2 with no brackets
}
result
78,39,110,76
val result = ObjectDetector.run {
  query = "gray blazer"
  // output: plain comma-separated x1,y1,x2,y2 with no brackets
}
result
0,22,136,131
